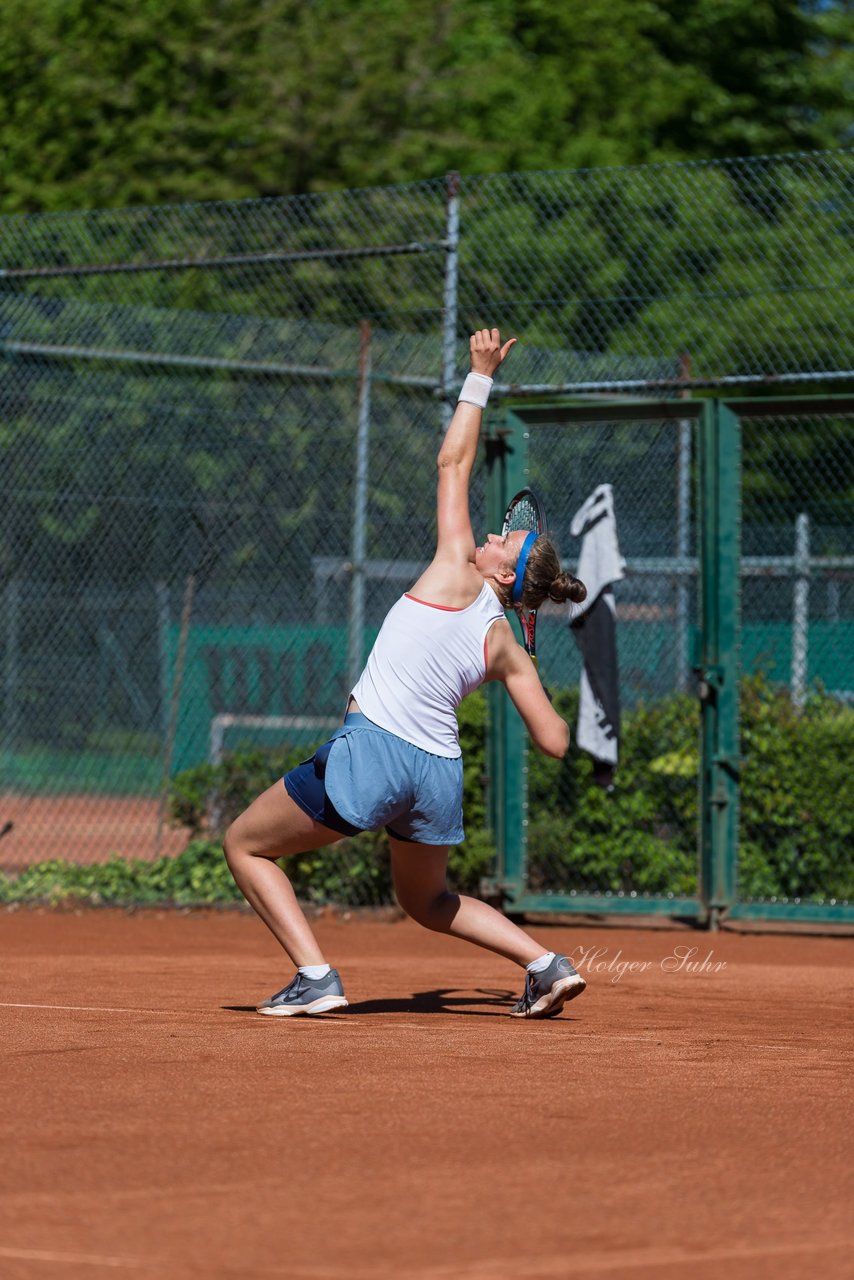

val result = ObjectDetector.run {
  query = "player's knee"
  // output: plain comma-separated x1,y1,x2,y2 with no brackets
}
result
398,888,457,931
222,821,243,868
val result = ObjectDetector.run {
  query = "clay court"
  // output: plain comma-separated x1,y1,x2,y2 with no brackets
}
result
1,910,851,1280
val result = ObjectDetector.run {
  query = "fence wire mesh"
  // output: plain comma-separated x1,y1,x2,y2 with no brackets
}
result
461,152,854,387
738,408,854,907
521,414,699,903
0,323,443,896
0,148,852,907
3,149,852,384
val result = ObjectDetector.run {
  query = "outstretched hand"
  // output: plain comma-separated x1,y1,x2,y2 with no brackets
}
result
469,328,517,379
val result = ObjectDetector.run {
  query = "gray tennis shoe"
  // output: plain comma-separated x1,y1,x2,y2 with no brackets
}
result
510,954,586,1019
256,968,348,1017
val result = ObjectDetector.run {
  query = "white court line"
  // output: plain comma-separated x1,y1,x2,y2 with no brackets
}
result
0,1245,285,1275
2,1239,852,1278
0,1001,194,1015
0,1244,367,1276
0,1245,147,1269
0,1001,433,1027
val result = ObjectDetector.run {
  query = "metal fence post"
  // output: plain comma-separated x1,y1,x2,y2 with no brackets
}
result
347,320,372,694
4,577,20,759
156,582,171,740
483,408,529,903
675,353,692,691
791,512,810,709
697,400,741,928
440,172,460,435
154,572,195,858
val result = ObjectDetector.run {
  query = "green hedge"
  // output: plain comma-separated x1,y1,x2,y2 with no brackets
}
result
0,839,238,908
164,690,496,905
736,678,854,900
0,696,495,909
527,677,853,900
0,679,851,907
527,685,699,897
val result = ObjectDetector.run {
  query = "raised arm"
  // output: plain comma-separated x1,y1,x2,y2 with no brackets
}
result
485,619,570,758
435,328,516,560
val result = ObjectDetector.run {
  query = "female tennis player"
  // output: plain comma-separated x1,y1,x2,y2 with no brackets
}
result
224,327,588,1019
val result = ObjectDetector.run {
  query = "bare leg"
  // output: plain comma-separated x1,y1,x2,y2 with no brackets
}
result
389,838,547,967
223,781,344,967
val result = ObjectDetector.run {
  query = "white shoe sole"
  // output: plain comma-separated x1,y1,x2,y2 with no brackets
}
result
256,996,349,1017
510,974,586,1019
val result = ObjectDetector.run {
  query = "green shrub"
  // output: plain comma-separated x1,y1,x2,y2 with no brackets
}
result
0,840,241,907
526,685,699,896
163,692,496,900
167,743,310,838
524,676,853,901
2,679,850,907
738,679,854,899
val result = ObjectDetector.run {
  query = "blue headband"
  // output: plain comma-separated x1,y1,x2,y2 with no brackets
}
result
512,530,539,604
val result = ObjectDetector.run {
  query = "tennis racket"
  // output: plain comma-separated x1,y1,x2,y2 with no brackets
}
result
501,487,547,665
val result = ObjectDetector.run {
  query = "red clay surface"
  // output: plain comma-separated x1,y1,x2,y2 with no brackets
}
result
1,911,852,1279
0,795,189,867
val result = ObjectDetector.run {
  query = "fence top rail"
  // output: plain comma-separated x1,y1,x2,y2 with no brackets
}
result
498,374,854,399
2,337,441,389
723,394,854,416
504,393,854,424
0,240,449,280
504,400,705,424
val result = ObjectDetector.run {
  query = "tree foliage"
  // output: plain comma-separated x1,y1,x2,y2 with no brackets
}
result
0,0,851,212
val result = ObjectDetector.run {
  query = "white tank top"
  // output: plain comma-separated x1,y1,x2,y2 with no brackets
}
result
351,582,505,757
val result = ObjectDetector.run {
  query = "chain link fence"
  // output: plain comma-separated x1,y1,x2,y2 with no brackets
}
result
521,410,700,904
738,407,854,907
499,400,854,919
0,148,852,907
0,318,445,883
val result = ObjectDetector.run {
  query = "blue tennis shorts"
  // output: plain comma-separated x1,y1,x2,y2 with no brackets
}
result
284,711,465,845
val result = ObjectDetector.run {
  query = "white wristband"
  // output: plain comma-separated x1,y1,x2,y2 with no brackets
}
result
457,372,493,408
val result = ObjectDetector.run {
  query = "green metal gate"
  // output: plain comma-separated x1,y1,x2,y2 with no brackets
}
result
483,396,854,929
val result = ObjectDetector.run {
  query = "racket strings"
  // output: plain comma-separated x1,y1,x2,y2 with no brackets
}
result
504,496,539,533
501,488,547,660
